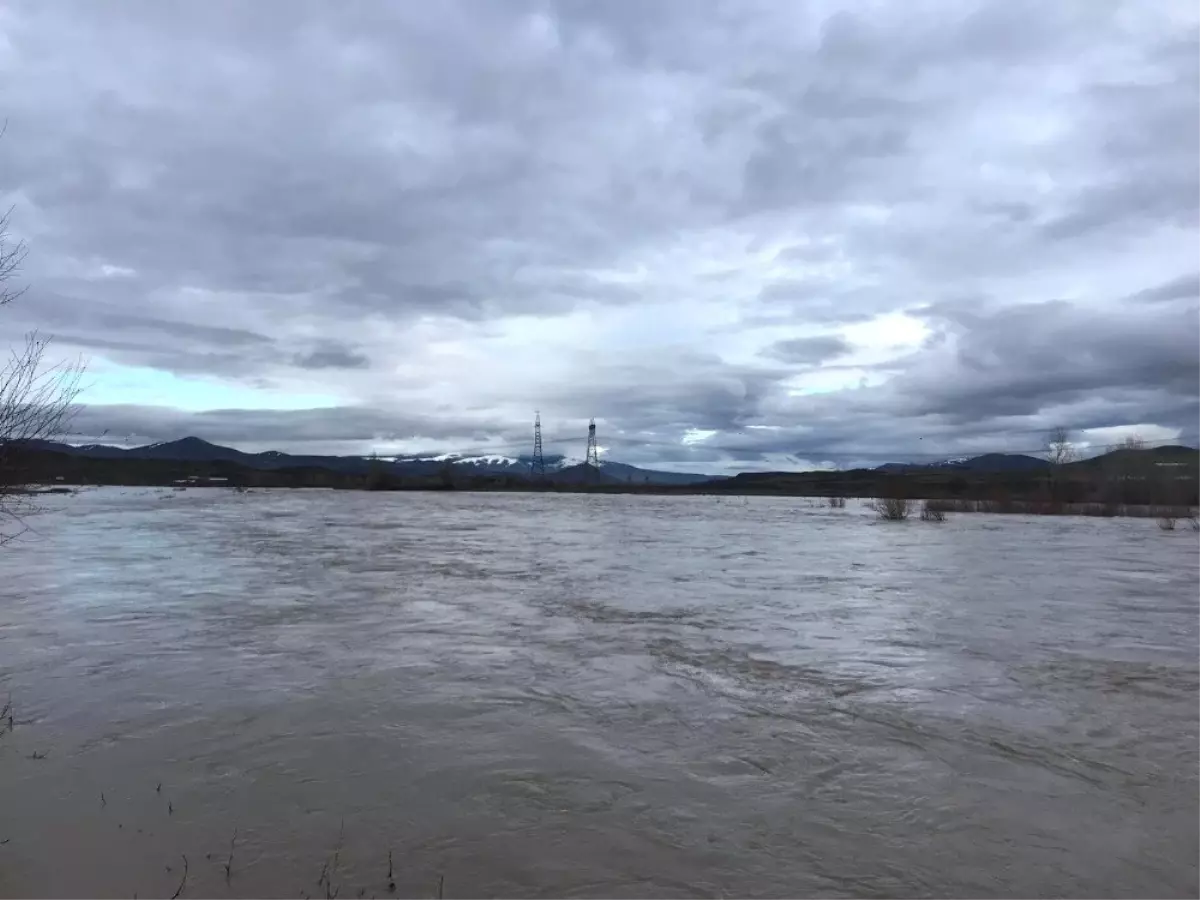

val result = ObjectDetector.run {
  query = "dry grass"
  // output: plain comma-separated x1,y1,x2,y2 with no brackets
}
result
872,497,911,521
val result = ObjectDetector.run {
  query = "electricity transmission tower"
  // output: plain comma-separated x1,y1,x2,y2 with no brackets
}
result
530,411,545,480
585,418,600,470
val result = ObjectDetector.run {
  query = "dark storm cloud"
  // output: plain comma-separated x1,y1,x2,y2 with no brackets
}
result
4,289,273,349
0,287,283,376
533,349,792,437
1126,273,1200,306
67,404,522,450
759,335,852,365
293,341,370,371
901,300,1200,417
0,0,1195,472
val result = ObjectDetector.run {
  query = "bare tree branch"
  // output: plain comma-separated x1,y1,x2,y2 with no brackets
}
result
0,122,28,310
1044,426,1076,467
0,125,87,543
0,204,29,309
0,333,84,543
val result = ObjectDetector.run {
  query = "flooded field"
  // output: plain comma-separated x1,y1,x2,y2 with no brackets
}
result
0,488,1196,898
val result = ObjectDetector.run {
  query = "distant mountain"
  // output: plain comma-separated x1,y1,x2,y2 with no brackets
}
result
133,437,250,463
19,437,714,486
874,462,919,473
1070,444,1200,470
876,453,1049,473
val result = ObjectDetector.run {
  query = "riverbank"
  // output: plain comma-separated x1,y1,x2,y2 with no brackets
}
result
7,444,1197,514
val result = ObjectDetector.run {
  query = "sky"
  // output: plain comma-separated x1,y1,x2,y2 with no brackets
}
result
0,0,1196,474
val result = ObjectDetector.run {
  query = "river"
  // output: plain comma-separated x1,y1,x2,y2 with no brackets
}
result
0,488,1196,898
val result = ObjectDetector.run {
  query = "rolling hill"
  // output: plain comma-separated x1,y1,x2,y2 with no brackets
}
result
875,453,1049,473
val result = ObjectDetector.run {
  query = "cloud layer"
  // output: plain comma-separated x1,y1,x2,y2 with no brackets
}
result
0,0,1196,471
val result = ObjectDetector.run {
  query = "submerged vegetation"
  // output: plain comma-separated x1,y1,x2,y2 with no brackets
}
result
871,497,912,521
868,497,952,522
920,500,948,522
915,498,1198,519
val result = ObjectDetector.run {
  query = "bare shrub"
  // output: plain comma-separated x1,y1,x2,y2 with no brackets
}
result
1189,516,1199,532
920,500,946,522
1,339,84,544
1,149,85,545
0,185,28,310
872,497,911,521
1154,506,1180,530
828,496,845,509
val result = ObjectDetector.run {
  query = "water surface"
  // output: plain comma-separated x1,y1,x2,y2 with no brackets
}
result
1,488,1196,898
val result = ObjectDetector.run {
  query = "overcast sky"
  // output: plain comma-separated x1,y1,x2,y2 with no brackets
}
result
0,1,1196,473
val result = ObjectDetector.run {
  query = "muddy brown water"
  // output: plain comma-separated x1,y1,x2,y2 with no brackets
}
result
0,488,1196,898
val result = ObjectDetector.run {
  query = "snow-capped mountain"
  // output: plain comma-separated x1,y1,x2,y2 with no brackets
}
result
410,453,523,467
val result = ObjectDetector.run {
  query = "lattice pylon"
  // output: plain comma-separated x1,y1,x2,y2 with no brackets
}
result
531,411,545,480
585,418,600,470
